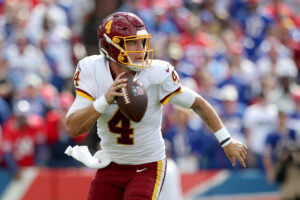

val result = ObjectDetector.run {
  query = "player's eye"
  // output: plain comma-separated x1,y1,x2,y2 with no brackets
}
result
126,41,136,46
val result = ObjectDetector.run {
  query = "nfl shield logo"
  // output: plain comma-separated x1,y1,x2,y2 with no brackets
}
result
132,86,144,96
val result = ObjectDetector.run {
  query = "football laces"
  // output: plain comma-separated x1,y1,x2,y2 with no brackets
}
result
121,87,131,104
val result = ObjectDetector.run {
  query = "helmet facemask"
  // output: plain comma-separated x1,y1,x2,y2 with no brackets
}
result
102,30,154,72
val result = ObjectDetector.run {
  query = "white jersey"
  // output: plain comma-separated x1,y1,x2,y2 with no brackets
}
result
72,55,181,165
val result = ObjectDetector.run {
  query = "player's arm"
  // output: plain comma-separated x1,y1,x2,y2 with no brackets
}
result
66,103,100,138
66,72,127,138
169,86,248,167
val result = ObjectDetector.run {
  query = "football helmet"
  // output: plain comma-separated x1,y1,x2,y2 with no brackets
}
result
97,12,153,71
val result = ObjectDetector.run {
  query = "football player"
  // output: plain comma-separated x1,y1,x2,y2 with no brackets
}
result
65,12,247,200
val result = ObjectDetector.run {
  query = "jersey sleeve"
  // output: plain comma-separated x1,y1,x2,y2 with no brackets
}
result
66,95,93,118
158,63,182,105
73,59,96,102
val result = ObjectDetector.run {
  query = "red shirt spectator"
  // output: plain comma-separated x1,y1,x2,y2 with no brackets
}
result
264,0,297,25
1,113,46,167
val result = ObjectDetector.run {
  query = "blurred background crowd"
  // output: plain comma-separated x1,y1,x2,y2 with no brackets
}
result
0,0,300,192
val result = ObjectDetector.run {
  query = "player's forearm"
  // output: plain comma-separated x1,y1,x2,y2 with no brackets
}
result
66,105,100,138
191,96,224,132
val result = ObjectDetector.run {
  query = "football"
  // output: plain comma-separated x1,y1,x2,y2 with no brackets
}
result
116,73,148,122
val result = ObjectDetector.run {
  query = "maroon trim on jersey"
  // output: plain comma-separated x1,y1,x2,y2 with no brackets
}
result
160,86,182,104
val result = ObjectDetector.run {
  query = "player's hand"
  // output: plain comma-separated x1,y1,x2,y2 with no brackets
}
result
105,72,127,104
223,139,248,168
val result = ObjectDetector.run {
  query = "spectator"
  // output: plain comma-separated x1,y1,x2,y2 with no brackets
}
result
218,85,246,145
263,49,299,114
263,110,297,184
163,107,200,172
26,0,69,45
17,73,47,117
196,123,234,169
0,0,29,42
45,91,86,167
1,100,47,178
217,58,252,105
257,38,297,80
225,41,259,95
194,68,220,110
274,141,300,200
237,0,273,61
0,55,13,107
5,33,51,90
82,0,122,55
0,97,10,126
264,0,297,26
26,0,73,90
288,88,300,138
244,92,278,169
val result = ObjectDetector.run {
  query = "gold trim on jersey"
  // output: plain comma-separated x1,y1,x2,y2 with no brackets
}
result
75,88,95,101
160,86,182,106
152,160,164,200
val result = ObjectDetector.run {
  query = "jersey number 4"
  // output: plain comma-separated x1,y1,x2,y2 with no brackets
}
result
108,109,134,145
74,69,81,87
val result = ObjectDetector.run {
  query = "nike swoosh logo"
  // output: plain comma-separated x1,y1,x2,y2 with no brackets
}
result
136,168,147,173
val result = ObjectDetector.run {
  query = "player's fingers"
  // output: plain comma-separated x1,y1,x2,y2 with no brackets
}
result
117,78,128,83
240,151,246,160
114,83,127,91
229,156,236,167
236,154,246,168
110,72,126,87
112,78,127,88
243,148,247,157
111,91,123,97
115,72,125,80
242,145,248,156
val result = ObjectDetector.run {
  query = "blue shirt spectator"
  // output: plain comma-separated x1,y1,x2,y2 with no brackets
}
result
238,0,273,61
0,97,10,125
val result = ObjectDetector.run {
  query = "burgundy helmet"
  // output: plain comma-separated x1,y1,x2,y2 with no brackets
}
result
97,12,153,71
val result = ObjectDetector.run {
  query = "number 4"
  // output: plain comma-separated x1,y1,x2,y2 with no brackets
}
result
105,20,113,34
172,70,180,84
74,69,81,87
108,109,134,145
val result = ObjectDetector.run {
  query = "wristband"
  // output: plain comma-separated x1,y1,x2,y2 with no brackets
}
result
93,95,109,113
214,127,233,147
220,137,233,147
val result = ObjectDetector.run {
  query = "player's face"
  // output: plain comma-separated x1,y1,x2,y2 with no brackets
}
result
125,39,145,63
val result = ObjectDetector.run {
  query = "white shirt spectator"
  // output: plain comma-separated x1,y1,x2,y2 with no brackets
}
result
244,101,278,155
26,2,68,44
5,39,50,90
26,2,73,79
257,42,298,80
58,0,95,36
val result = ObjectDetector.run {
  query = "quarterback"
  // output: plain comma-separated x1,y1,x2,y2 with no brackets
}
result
66,12,247,200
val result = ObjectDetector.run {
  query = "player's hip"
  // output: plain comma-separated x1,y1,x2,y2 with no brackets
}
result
89,159,167,200
101,142,165,165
